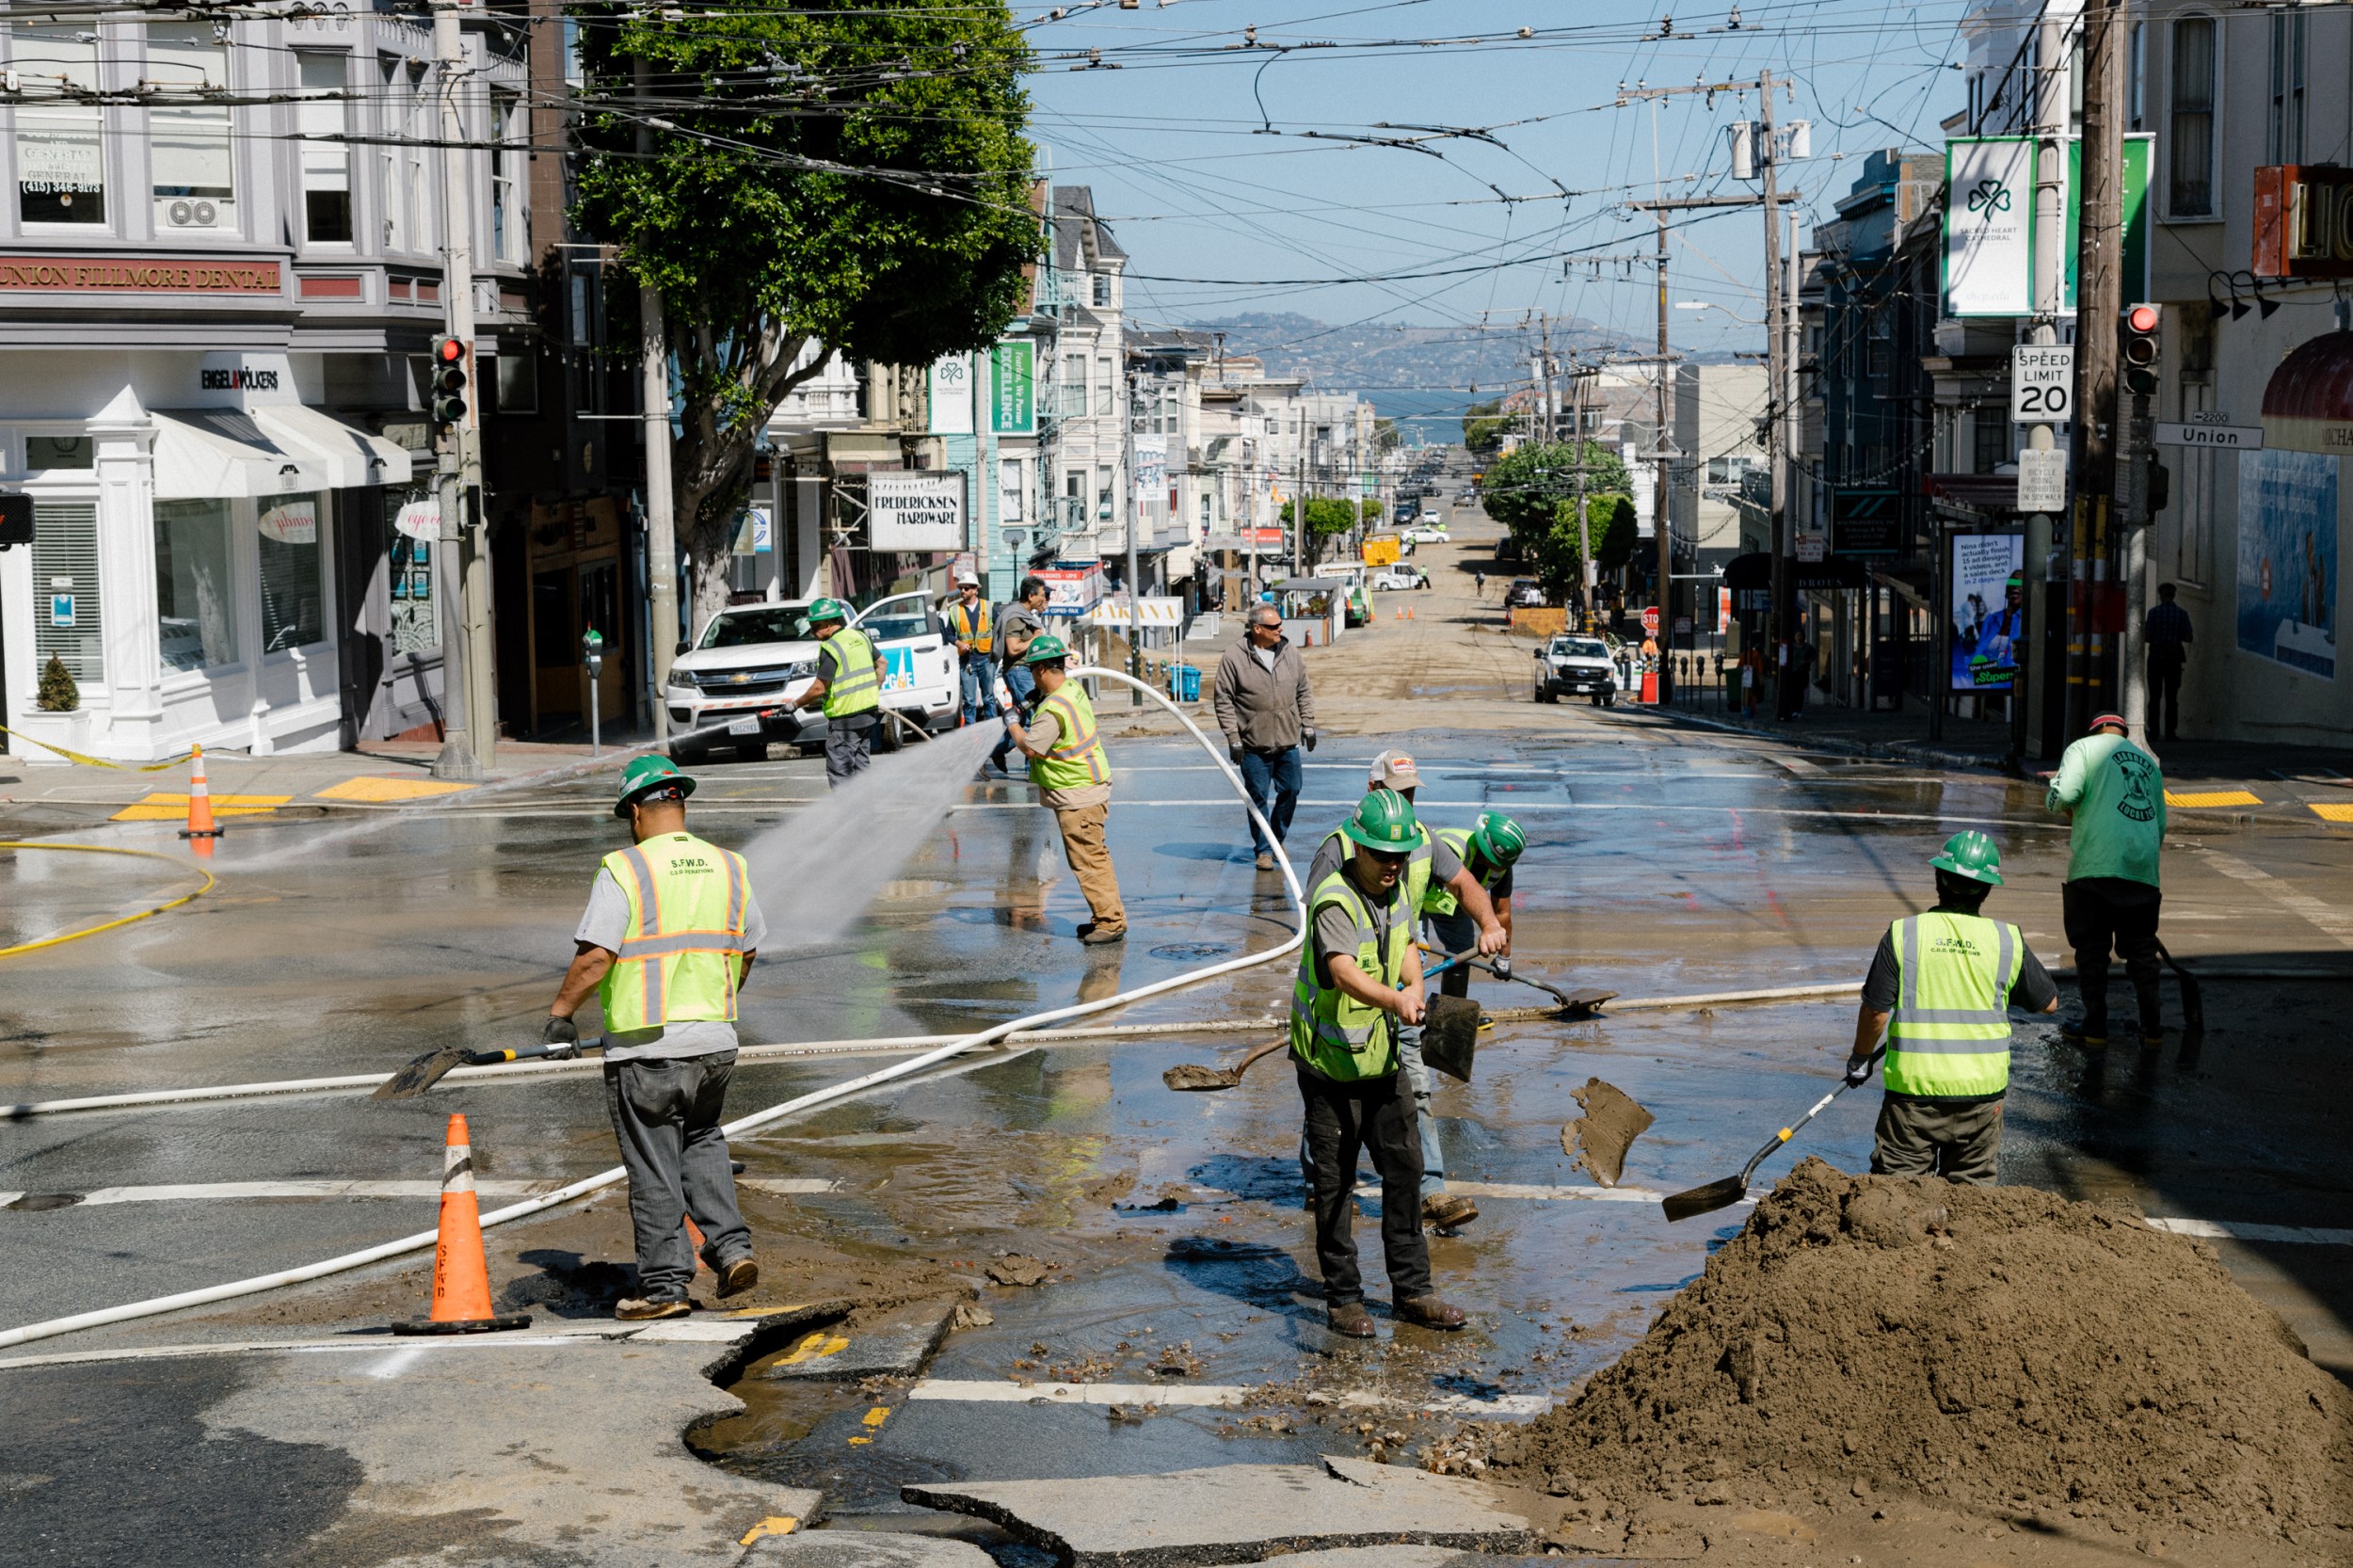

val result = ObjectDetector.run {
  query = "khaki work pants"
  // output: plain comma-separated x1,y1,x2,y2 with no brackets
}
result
1870,1094,2002,1185
1053,802,1126,933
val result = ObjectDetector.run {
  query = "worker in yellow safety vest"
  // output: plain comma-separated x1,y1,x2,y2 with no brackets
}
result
946,571,998,726
544,754,765,1320
792,598,885,790
1000,633,1127,945
1292,788,1465,1338
1844,831,2059,1184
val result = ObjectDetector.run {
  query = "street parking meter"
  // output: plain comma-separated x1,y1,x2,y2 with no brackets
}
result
583,629,604,757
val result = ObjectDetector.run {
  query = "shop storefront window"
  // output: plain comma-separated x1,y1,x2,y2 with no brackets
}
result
149,23,235,232
32,503,103,684
155,499,238,671
13,24,107,225
258,496,325,651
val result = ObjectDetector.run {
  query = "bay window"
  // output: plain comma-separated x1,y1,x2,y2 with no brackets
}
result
14,23,106,225
150,23,234,232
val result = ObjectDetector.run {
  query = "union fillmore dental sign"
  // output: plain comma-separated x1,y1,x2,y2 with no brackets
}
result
0,257,283,294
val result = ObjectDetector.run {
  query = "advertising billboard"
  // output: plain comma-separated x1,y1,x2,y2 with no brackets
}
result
1948,534,2025,692
2237,449,2338,680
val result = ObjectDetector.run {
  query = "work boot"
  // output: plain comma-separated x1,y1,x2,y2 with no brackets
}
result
2058,1018,2108,1050
616,1296,692,1322
1080,924,1127,946
1395,1295,1467,1331
1421,1193,1479,1231
1256,852,1276,872
1327,1301,1377,1338
2137,1028,2166,1051
701,1245,760,1299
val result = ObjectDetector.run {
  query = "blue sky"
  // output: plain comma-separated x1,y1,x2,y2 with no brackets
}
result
1023,0,1969,361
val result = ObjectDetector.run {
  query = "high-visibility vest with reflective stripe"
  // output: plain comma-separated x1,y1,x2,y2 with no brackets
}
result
1421,825,1505,917
947,598,993,654
1290,868,1413,1080
1882,910,2022,1097
821,627,881,718
1028,682,1112,790
1316,822,1434,913
596,833,752,1032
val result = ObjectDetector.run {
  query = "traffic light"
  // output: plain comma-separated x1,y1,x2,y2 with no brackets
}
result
429,336,469,426
2121,303,2161,397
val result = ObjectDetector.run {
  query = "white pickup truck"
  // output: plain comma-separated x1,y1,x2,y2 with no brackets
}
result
1534,633,1619,706
662,591,958,762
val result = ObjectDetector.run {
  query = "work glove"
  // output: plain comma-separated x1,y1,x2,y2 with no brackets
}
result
1843,1056,1875,1087
1228,744,1246,767
542,1015,581,1059
1492,955,1513,981
1303,728,1319,752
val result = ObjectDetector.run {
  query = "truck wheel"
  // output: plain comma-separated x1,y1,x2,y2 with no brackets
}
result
671,733,712,765
875,714,904,754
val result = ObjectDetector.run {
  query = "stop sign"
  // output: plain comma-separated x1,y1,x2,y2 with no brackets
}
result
1641,606,1660,635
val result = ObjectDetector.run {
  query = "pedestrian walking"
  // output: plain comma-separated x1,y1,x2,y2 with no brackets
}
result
985,576,1051,779
1845,831,2059,1184
1474,569,1486,600
945,571,998,727
2047,713,2168,1048
2144,584,2193,741
1291,788,1465,1337
1001,633,1127,945
1740,644,1763,719
542,755,762,1320
790,598,885,789
1212,603,1317,872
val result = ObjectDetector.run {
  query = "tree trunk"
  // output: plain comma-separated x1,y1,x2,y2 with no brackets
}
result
665,325,824,639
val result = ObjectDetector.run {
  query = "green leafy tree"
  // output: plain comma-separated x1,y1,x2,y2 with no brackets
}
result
1463,397,1522,454
1479,440,1632,556
1277,497,1363,536
1530,494,1639,600
571,0,1038,630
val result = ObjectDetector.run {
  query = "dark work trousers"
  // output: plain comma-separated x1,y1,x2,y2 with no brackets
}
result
825,713,876,789
1870,1095,2003,1184
603,1052,752,1303
1425,910,1479,1000
2062,876,2164,1035
1240,746,1303,857
1296,1064,1432,1306
2147,648,2185,740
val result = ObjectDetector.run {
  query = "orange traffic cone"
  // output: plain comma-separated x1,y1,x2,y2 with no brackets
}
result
395,1113,531,1335
178,744,223,853
1406,605,1415,620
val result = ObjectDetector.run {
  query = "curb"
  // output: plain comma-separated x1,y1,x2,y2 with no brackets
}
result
1608,703,2016,775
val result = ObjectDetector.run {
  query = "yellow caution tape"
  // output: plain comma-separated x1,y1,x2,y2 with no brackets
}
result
0,841,216,959
0,722,194,773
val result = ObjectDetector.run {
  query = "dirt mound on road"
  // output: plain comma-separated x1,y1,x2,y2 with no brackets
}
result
1488,1158,2353,1544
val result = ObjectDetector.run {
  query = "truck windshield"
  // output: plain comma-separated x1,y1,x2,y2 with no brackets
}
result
700,606,813,648
1554,639,1609,659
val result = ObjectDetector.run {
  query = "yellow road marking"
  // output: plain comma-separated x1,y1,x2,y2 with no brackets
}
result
774,1330,849,1367
2310,803,2353,824
862,1406,890,1427
2164,789,2261,808
111,792,290,821
740,1516,799,1545
314,776,476,803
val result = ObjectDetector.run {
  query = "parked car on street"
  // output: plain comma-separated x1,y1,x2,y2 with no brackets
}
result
1504,578,1545,609
1370,567,1431,591
663,592,956,761
1401,524,1450,545
1534,634,1619,705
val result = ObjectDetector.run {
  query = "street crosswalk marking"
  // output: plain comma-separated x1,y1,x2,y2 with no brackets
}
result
2197,850,2353,948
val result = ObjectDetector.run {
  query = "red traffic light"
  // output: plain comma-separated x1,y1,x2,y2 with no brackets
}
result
2125,304,2159,335
434,336,466,365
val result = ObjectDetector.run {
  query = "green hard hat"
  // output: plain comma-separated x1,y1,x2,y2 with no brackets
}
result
1472,811,1527,866
1022,632,1071,665
1342,787,1420,854
807,597,850,626
1929,829,2003,887
615,753,697,819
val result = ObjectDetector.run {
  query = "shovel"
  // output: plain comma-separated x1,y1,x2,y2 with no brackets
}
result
1162,951,1473,1092
1444,951,1617,1017
1659,1048,1884,1223
2153,939,2204,1031
374,1040,588,1101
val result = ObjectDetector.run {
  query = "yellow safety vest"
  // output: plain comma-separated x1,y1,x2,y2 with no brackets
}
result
948,598,993,654
1883,911,2023,1097
596,833,752,1032
1317,822,1434,913
1290,867,1413,1080
1028,682,1112,791
1421,825,1505,917
821,627,881,719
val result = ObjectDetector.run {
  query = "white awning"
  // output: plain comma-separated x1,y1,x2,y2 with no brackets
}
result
152,407,412,500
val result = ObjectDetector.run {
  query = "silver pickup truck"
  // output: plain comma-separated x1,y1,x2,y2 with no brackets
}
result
1534,633,1619,706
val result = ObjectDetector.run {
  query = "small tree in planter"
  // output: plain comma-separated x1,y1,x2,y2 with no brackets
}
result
36,655,78,712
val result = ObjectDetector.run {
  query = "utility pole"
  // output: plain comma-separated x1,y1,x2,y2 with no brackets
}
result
1757,70,1789,719
2022,1,2071,760
430,0,489,778
1123,366,1143,705
2069,0,2126,743
1654,211,1675,701
636,49,680,742
1570,351,1593,622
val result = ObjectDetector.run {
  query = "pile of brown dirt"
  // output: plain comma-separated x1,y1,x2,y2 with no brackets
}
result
1488,1159,2353,1544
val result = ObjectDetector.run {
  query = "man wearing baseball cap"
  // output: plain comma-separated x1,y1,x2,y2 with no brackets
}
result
2046,712,2168,1048
946,572,998,727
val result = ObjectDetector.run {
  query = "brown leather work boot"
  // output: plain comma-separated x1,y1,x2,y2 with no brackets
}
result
1327,1301,1377,1338
1421,1193,1479,1231
1395,1295,1466,1330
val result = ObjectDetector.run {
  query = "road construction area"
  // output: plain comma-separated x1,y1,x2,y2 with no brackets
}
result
4,523,2352,1568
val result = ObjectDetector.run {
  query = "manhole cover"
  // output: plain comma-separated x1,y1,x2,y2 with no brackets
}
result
1150,942,1234,961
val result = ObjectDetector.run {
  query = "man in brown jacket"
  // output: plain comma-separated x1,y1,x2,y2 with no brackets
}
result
1212,604,1318,872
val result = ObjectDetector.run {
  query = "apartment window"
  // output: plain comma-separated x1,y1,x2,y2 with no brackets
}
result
490,90,524,263
2172,379,2215,586
13,24,105,224
33,503,104,684
1973,416,2012,474
2128,23,2145,131
1867,317,1892,379
404,66,430,251
2268,9,2306,165
376,56,405,248
296,53,353,244
150,23,234,232
2168,17,2216,217
1062,352,1086,418
1096,465,1114,522
1092,271,1112,309
999,456,1024,523
1095,355,1113,417
258,496,326,651
154,499,238,672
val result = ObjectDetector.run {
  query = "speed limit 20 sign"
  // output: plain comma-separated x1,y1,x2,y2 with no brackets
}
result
2011,344,2074,424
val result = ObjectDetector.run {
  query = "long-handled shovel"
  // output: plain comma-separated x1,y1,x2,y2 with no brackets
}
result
1163,951,1474,1092
1445,951,1617,1017
1659,1048,1884,1222
2153,939,2204,1031
374,1040,586,1101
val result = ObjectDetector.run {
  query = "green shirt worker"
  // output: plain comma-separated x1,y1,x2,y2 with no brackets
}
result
1847,832,2058,1185
792,598,885,790
2045,712,2168,1048
1001,634,1127,946
1293,789,1466,1339
545,756,765,1320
